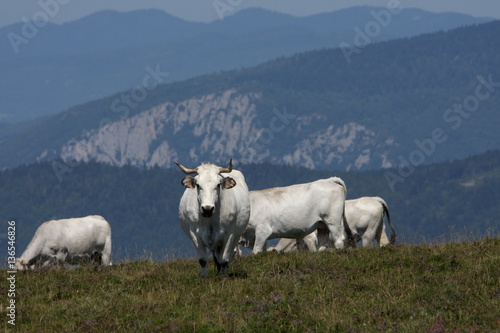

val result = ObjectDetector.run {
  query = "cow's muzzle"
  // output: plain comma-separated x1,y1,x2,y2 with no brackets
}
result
201,205,215,217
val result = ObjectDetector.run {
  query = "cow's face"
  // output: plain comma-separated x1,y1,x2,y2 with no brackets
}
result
177,160,235,218
14,258,27,271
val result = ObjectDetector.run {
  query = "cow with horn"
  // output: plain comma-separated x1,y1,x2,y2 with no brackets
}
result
175,159,251,276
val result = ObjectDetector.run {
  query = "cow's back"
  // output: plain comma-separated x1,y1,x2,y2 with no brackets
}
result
249,177,345,236
40,215,110,254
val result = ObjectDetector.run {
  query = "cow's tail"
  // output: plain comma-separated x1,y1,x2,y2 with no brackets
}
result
333,177,357,248
343,206,357,248
375,197,396,244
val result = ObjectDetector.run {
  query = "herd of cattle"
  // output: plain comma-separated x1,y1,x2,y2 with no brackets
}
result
14,160,395,275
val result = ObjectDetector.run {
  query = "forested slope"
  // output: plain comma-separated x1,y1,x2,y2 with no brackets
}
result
1,150,498,260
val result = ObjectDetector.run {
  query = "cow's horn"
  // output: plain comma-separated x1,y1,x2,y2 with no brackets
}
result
174,161,198,174
219,159,233,174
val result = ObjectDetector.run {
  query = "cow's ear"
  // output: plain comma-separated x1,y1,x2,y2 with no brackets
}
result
182,176,196,189
221,177,236,189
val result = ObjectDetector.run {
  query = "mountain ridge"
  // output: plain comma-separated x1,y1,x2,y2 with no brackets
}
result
1,20,499,171
1,7,493,123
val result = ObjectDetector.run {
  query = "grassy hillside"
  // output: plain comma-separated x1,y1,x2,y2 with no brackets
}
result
3,238,498,332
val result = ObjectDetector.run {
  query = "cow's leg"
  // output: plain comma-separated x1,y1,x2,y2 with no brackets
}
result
302,232,318,252
325,216,346,249
198,250,209,276
323,197,350,249
101,234,113,265
212,251,223,274
214,253,228,276
28,256,42,269
187,230,209,276
253,225,273,254
358,221,374,247
216,234,237,275
194,243,209,277
196,245,210,277
316,226,333,251
361,234,375,247
199,258,209,277
376,222,390,247
273,238,296,252
364,215,384,247
53,249,67,268
234,245,243,258
42,259,53,267
91,251,103,265
41,256,56,268
190,240,209,276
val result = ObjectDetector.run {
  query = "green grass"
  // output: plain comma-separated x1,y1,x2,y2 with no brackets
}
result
3,238,499,332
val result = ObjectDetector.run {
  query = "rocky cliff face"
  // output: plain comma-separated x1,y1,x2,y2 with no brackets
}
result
59,89,395,170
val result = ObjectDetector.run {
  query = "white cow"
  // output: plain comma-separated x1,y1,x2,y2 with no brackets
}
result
346,196,396,246
176,159,251,276
240,177,355,254
271,196,396,251
15,215,112,270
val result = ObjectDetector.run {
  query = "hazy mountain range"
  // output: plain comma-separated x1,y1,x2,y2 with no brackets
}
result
1,8,498,259
1,19,499,171
0,7,493,123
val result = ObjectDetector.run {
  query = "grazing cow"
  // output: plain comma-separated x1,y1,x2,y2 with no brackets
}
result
15,215,112,270
176,159,251,276
240,177,354,254
271,196,396,251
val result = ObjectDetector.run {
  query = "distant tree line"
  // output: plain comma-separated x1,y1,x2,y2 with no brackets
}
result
1,150,498,261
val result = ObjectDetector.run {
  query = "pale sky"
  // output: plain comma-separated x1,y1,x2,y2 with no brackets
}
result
1,0,499,27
